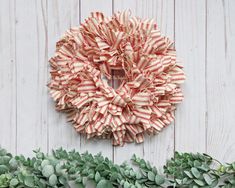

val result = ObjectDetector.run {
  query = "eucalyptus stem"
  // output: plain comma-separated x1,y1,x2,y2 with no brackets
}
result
0,148,235,188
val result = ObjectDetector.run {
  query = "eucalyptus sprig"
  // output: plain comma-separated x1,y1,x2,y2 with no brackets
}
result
0,148,234,188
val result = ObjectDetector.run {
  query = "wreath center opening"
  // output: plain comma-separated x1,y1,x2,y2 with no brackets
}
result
102,69,126,90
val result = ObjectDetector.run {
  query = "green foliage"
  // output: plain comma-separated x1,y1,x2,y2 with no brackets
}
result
0,147,234,187
164,152,235,187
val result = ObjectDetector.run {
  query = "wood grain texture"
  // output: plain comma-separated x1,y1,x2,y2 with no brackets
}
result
113,0,175,168
0,0,16,154
174,0,207,153
206,0,235,162
0,0,235,172
15,0,48,155
79,0,113,159
47,0,81,151
135,0,175,169
113,0,144,165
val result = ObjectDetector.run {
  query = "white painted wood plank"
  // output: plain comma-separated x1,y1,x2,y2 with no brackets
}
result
112,0,143,165
47,0,81,151
113,0,175,167
113,0,136,13
79,0,113,159
15,0,48,155
207,0,235,162
0,0,16,154
138,0,175,169
0,0,234,171
175,0,206,153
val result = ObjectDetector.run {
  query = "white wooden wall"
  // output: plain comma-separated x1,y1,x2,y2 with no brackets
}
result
1,0,235,169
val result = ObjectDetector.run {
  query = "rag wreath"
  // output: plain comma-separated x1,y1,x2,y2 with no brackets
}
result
48,11,185,146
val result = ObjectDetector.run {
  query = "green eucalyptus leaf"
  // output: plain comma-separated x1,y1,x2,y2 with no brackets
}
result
232,162,235,170
184,170,193,178
49,174,57,186
130,170,135,177
96,164,105,171
41,159,50,168
191,167,200,179
9,158,18,169
203,173,213,185
9,178,18,186
0,149,7,156
110,172,119,181
155,174,164,185
0,165,8,174
24,176,35,187
136,171,142,179
198,164,210,172
55,163,63,174
124,170,130,176
194,179,205,186
123,181,130,188
95,171,101,182
42,165,54,178
193,160,201,167
175,179,182,184
1,156,11,165
75,175,82,183
37,180,46,188
87,173,94,179
17,173,24,183
36,151,44,159
147,171,155,181
0,147,234,188
96,179,113,188
135,181,142,188
75,182,85,188
69,167,77,174
183,177,192,185
59,176,67,185
0,174,10,187
146,161,151,170
131,154,136,161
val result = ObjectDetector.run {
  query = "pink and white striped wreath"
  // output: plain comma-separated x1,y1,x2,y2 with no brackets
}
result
48,11,185,146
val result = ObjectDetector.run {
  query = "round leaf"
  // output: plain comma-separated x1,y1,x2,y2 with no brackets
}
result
41,160,50,168
24,176,35,187
147,171,155,181
1,156,11,165
0,149,7,156
9,158,18,169
10,178,19,186
155,174,165,185
55,163,63,174
42,165,54,178
0,165,8,174
96,179,113,188
49,174,58,186
59,176,67,185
